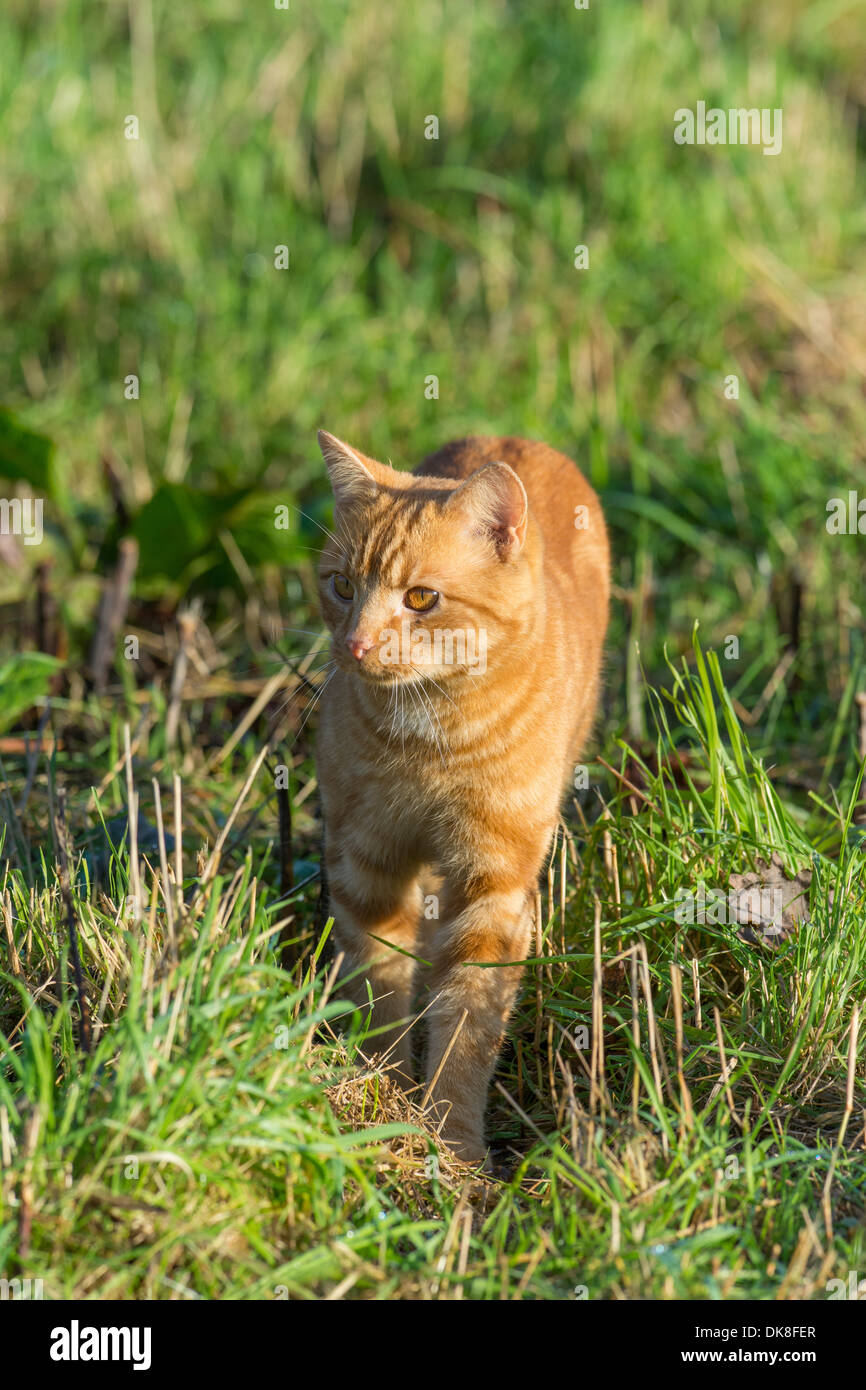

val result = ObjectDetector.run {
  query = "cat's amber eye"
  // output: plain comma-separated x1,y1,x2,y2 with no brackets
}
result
404,586,439,612
332,573,354,600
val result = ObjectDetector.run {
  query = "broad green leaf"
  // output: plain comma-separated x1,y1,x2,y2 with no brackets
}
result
0,651,61,733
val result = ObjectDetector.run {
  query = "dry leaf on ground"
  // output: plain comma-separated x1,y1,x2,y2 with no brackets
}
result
727,851,812,945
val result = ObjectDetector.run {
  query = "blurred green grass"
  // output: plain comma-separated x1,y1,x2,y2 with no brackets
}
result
1,0,864,796
1,5,864,543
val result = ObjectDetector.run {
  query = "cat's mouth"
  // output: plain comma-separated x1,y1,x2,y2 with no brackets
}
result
341,651,478,687
351,662,421,686
338,653,446,688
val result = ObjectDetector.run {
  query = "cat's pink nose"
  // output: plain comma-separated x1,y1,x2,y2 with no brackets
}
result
346,634,374,661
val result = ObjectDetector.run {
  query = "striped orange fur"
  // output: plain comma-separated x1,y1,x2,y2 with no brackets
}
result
315,430,610,1162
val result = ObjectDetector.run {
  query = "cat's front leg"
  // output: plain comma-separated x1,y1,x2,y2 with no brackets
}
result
424,884,534,1162
325,836,423,1083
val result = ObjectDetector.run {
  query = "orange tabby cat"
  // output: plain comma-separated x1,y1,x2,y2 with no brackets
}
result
315,430,610,1161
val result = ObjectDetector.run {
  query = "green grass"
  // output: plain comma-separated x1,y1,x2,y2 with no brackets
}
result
1,645,864,1299
0,0,865,1299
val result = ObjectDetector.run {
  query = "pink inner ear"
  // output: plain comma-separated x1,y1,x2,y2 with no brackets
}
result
452,462,527,556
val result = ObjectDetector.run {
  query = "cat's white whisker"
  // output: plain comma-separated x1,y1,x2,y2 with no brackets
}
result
292,505,344,551
291,665,336,743
415,678,450,765
268,661,334,723
422,673,457,707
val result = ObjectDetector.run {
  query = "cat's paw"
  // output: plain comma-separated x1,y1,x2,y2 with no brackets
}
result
439,1132,488,1167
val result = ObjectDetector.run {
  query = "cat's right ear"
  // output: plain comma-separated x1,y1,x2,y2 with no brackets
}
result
317,430,378,509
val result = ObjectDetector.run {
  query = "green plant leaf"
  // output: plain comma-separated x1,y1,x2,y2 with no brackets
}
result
132,482,251,584
0,409,58,498
0,651,61,733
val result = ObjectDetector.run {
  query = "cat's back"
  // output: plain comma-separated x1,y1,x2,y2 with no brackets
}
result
417,434,609,600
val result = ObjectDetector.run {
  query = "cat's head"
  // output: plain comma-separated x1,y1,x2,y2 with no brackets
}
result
316,430,533,688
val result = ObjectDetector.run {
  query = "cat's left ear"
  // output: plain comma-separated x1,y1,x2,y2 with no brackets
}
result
446,461,528,559
318,430,379,509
